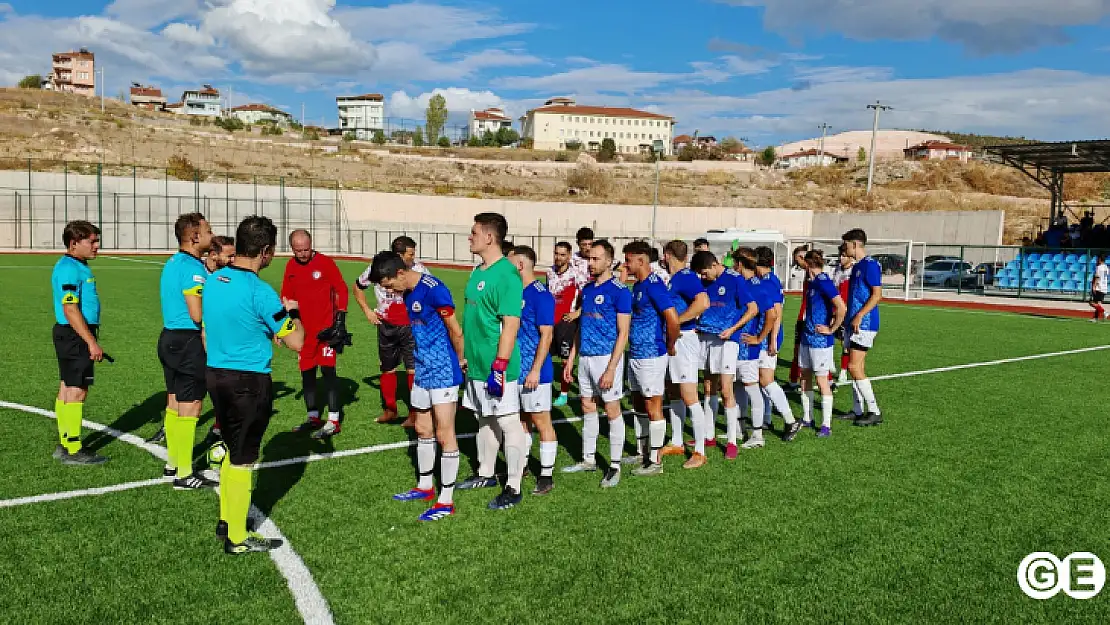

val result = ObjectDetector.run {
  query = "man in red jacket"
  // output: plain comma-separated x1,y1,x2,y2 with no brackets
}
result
283,230,351,439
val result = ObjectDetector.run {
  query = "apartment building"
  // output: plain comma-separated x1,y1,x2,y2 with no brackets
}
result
520,97,676,155
466,107,513,140
230,104,293,126
129,84,166,111
903,141,973,163
51,49,95,97
336,94,385,139
173,85,222,116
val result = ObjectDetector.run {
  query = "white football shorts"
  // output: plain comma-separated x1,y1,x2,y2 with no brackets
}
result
519,382,552,413
410,384,460,411
700,335,738,375
798,345,835,375
667,330,700,384
629,355,668,398
578,354,625,404
463,378,520,417
846,329,878,350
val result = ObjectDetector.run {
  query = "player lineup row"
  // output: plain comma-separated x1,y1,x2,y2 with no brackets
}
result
43,214,884,551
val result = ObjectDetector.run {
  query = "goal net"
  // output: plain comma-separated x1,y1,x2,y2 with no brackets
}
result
783,238,925,300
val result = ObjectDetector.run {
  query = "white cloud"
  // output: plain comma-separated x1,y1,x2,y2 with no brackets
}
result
494,64,683,94
388,87,507,122
104,0,201,29
792,65,894,85
333,2,533,48
718,0,1110,54
161,22,213,47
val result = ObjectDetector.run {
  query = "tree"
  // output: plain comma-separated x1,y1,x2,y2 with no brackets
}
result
495,126,520,147
481,130,497,147
467,135,483,147
757,146,777,167
857,146,867,163
371,129,387,145
597,138,617,163
565,139,582,151
520,137,534,150
18,75,42,89
720,136,744,154
425,93,448,146
437,136,451,148
412,126,425,147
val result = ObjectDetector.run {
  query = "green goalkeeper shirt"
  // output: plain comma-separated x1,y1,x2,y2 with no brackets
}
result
464,257,523,382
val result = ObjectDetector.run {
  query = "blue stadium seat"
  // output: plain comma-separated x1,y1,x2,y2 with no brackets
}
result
1022,278,1037,290
1032,270,1046,280
1051,253,1065,263
1044,271,1058,281
1036,279,1050,290
1064,280,1080,292
1026,253,1042,263
1065,254,1079,264
1049,280,1063,291
1054,262,1069,272
1079,254,1090,264
1021,269,1033,279
1068,263,1084,275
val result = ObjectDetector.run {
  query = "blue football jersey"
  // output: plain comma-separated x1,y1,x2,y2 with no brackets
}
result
763,272,786,349
579,277,632,357
740,276,774,360
803,273,841,349
160,251,207,330
52,255,100,326
848,256,882,331
668,268,705,332
520,281,555,384
202,266,293,374
697,270,744,338
630,274,675,359
407,274,464,390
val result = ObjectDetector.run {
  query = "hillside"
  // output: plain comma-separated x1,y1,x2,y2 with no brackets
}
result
913,131,1040,149
778,130,948,159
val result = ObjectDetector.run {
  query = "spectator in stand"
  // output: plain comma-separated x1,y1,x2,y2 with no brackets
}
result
693,238,710,253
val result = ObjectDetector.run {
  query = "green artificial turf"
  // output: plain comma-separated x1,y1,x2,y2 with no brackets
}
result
1,253,1108,624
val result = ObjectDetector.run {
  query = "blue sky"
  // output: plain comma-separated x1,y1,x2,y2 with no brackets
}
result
2,0,1109,145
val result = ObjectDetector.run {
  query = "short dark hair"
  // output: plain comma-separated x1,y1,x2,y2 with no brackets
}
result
500,240,515,256
591,239,615,260
474,213,509,244
174,213,207,244
555,241,573,253
842,228,868,245
690,250,717,273
234,215,278,258
622,240,652,259
511,245,537,265
649,247,660,263
693,237,710,249
368,251,405,284
732,246,757,271
576,227,595,243
664,240,688,262
391,235,417,254
289,229,311,246
792,244,810,257
211,235,234,253
804,249,825,269
838,242,849,255
754,246,775,268
62,220,100,247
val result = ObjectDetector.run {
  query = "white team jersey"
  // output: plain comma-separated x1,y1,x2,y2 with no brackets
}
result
1096,264,1109,293
650,261,671,285
832,263,853,287
357,260,428,314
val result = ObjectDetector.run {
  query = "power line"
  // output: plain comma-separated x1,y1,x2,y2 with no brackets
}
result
866,101,892,193
817,122,831,167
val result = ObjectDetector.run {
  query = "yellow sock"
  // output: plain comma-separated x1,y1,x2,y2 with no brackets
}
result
224,464,254,544
218,455,230,525
176,416,199,478
54,399,66,447
60,402,84,454
163,408,179,470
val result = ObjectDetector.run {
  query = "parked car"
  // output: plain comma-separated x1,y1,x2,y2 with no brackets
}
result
922,260,975,288
872,253,907,275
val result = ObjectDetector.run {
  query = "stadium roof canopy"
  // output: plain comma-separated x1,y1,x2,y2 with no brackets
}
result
985,140,1110,224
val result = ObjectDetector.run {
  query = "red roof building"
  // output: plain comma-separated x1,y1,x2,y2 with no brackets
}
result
903,140,973,162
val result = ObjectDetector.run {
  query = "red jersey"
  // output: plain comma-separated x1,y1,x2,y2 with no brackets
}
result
546,264,580,319
281,252,349,332
797,275,811,321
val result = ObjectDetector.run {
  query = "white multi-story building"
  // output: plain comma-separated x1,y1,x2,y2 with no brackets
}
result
777,149,849,169
467,107,513,140
229,104,293,126
520,97,676,155
175,85,221,116
336,94,385,140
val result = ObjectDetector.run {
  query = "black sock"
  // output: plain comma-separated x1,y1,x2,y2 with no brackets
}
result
321,366,340,414
301,367,318,415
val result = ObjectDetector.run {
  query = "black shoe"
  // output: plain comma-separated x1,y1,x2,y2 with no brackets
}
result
457,475,499,490
782,420,803,442
163,465,177,478
488,487,523,510
853,412,883,427
532,476,554,496
224,532,282,555
173,473,218,490
216,518,256,541
60,449,109,465
201,427,222,446
146,426,166,444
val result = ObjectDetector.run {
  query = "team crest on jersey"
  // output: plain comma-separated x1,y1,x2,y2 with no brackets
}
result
412,301,423,313
477,281,486,291
718,286,726,295
312,271,322,280
594,294,605,304
636,291,643,300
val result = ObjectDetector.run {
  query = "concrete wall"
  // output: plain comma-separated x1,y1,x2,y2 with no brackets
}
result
811,210,1005,247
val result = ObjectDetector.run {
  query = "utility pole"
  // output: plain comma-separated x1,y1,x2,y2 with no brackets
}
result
866,101,891,193
817,123,830,166
98,67,105,113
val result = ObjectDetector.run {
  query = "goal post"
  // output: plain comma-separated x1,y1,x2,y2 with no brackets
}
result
783,237,925,300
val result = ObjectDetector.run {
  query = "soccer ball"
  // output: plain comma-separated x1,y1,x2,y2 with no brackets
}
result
206,442,228,468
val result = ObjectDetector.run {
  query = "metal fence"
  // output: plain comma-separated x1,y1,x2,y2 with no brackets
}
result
911,245,1108,302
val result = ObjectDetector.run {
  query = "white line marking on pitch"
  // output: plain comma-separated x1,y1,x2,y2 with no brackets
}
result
868,344,1110,382
102,256,165,265
0,400,335,625
0,477,171,509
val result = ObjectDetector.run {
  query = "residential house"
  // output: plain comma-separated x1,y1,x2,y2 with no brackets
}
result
466,107,513,141
778,149,849,168
173,85,221,116
673,134,694,151
230,104,293,126
129,84,166,111
51,49,95,97
521,97,676,155
336,94,385,140
903,140,973,163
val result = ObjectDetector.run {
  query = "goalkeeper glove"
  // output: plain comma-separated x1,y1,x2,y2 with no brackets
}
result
486,358,509,398
317,311,353,354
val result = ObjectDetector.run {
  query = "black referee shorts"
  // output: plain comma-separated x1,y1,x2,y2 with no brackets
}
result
553,319,577,360
53,323,96,388
378,321,415,372
206,368,273,466
1093,291,1105,304
157,329,207,402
